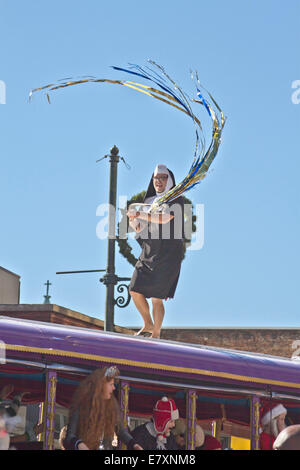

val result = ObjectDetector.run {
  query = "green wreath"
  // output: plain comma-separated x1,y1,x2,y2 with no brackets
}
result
117,191,197,267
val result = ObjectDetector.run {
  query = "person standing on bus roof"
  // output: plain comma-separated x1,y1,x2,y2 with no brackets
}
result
127,164,184,339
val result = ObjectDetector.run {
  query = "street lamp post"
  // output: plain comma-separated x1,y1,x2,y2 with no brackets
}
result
102,145,120,331
98,145,131,331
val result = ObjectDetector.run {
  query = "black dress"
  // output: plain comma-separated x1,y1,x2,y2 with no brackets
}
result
129,169,184,299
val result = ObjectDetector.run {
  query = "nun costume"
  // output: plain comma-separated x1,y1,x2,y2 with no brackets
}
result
128,164,184,302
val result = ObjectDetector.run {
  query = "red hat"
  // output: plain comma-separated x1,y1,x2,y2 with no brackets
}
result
260,403,287,428
153,397,179,435
204,435,222,450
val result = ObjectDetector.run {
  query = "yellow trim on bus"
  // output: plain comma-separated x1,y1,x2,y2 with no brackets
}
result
5,343,300,390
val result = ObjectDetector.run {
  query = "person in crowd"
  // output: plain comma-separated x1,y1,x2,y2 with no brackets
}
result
172,418,187,449
172,418,205,449
63,366,142,450
128,164,185,339
259,403,287,450
131,396,180,450
0,384,29,450
273,424,300,450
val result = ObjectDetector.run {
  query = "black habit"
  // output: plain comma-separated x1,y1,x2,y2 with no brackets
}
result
129,169,184,299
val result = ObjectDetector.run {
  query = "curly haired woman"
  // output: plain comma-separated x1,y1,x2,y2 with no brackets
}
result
63,366,142,450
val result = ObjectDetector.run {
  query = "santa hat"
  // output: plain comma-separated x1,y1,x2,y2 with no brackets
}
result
153,397,179,435
204,435,222,450
260,403,287,428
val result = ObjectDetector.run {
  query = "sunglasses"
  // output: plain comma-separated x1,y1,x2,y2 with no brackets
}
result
153,176,168,182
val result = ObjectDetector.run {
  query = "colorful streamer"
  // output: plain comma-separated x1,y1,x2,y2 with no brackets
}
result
29,61,226,211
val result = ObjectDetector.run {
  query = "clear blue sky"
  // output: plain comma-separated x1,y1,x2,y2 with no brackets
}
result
1,0,299,327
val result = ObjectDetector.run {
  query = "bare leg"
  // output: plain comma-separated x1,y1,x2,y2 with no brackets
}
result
130,291,154,334
151,298,165,338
